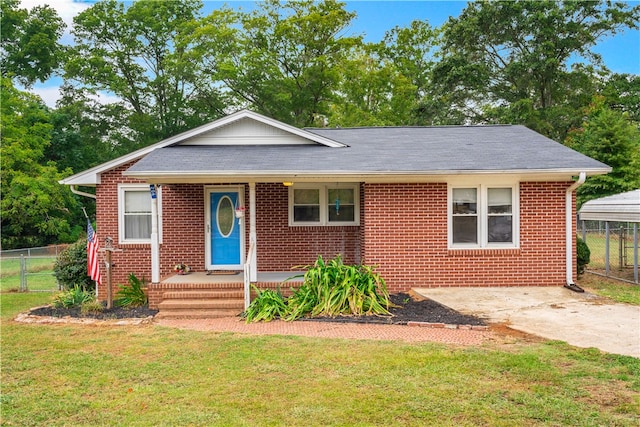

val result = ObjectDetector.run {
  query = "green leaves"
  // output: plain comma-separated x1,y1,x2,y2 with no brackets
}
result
243,285,288,323
115,273,148,308
244,255,392,323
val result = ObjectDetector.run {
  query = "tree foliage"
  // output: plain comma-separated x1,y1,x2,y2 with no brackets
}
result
428,0,640,140
192,0,359,127
0,0,65,87
66,0,224,145
567,97,640,206
0,78,77,248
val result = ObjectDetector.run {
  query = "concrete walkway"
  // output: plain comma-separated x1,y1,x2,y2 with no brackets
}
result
414,287,640,358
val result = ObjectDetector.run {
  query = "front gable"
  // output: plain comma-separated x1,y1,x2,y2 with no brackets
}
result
59,110,344,186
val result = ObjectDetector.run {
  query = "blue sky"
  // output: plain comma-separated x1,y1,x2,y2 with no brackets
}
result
22,0,640,106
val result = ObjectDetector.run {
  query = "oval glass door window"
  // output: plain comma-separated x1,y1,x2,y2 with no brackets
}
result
217,196,235,238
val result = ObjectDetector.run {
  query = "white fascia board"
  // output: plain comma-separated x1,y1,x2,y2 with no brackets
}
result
123,168,611,184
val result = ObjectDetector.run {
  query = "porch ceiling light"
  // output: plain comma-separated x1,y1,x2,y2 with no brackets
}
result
283,182,294,187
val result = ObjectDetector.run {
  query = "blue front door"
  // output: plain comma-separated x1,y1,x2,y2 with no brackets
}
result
210,191,241,268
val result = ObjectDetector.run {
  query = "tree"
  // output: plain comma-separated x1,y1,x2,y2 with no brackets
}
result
192,0,360,127
428,1,640,140
566,97,640,206
0,78,77,249
600,73,640,124
65,0,224,145
0,0,65,87
327,45,417,126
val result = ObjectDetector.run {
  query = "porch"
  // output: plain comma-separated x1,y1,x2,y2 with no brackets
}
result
150,271,303,319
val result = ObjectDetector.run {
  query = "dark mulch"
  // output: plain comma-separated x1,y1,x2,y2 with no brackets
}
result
29,304,158,320
302,292,486,326
28,292,485,326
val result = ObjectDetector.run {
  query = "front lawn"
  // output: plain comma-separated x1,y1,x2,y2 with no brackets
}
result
2,292,639,426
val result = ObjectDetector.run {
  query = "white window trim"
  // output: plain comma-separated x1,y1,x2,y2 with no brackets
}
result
288,183,360,226
448,182,519,249
118,184,162,244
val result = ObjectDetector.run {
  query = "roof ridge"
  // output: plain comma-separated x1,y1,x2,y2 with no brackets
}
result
305,124,517,130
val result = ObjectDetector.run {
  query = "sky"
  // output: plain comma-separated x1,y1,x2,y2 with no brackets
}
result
18,0,640,108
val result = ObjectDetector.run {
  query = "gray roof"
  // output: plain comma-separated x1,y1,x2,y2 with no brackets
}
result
126,125,609,179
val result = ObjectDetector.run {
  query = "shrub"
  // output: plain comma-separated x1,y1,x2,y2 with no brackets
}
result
80,299,104,315
285,255,392,321
115,273,147,308
243,285,288,323
53,285,95,308
577,236,591,275
53,237,94,291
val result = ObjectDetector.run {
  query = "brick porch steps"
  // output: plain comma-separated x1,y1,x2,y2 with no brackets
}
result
155,285,245,319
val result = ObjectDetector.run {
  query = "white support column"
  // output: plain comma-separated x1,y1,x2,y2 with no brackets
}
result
249,182,257,281
150,184,160,283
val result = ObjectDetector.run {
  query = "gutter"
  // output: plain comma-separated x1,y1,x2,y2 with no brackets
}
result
565,172,586,292
70,185,96,200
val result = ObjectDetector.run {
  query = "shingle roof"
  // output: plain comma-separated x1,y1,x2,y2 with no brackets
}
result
125,125,609,178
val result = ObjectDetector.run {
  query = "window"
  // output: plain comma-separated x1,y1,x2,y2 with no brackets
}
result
449,184,518,248
289,184,359,226
118,184,161,243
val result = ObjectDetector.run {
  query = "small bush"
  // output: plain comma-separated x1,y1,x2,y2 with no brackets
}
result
80,299,104,315
53,285,95,308
577,236,591,275
243,285,288,323
115,273,147,308
53,237,94,291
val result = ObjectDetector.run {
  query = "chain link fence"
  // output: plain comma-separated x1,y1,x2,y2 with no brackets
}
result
0,245,69,292
578,221,639,284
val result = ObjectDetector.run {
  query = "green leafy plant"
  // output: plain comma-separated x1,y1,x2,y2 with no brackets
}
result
52,285,95,308
53,238,94,291
80,299,104,315
577,236,591,275
285,255,393,321
115,273,147,308
243,285,288,323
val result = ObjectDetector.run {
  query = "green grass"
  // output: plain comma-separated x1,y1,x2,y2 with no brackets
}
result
578,274,640,305
2,292,639,426
0,257,57,292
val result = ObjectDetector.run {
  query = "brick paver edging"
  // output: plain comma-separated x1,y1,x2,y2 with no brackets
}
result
407,321,489,331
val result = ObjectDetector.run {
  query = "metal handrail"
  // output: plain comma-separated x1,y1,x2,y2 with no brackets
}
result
243,240,256,310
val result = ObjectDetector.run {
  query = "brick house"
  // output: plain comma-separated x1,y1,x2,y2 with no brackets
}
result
60,110,610,317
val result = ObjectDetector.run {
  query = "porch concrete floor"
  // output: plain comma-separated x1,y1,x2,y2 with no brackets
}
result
161,271,302,284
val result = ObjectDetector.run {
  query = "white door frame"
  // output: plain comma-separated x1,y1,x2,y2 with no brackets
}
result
204,185,245,270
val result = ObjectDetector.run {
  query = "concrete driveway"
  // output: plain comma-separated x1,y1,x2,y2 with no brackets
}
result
414,286,640,358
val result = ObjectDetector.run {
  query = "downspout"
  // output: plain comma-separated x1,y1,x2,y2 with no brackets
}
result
565,172,586,292
70,185,96,199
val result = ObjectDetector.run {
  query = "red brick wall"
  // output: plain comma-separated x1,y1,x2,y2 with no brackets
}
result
96,162,152,297
96,169,575,297
255,183,362,270
361,182,574,293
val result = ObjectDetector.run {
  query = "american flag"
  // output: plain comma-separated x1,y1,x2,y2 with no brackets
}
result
87,220,101,285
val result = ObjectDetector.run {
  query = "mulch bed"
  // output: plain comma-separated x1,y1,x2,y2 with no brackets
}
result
29,305,158,320
303,292,486,326
27,292,485,326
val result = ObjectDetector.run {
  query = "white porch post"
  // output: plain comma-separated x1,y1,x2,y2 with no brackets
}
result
150,184,160,283
249,182,257,281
